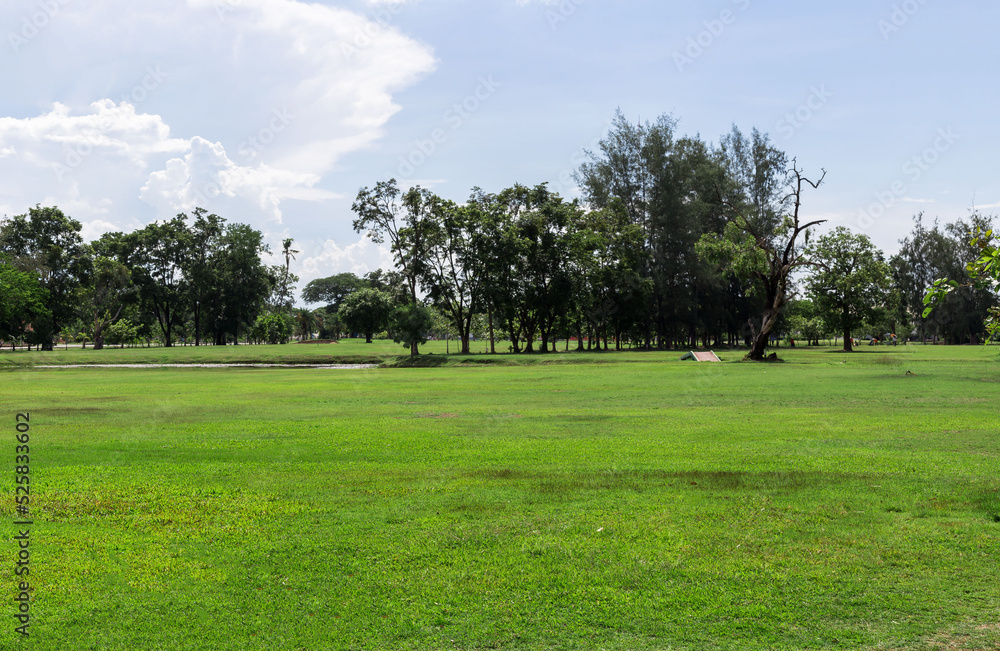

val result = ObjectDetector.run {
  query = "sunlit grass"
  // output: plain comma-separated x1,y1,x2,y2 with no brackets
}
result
0,345,998,649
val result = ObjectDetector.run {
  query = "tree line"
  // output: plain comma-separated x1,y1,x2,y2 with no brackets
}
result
0,206,293,350
2,111,997,355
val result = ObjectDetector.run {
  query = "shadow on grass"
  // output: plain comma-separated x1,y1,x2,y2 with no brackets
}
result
388,355,450,368
465,468,848,493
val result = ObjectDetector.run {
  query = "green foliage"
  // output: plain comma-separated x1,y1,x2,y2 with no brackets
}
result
0,205,87,349
78,255,134,350
95,210,273,347
806,226,892,350
696,216,769,279
421,195,487,354
391,301,435,355
352,180,438,305
0,260,50,343
250,311,292,344
291,308,317,340
924,225,1000,341
105,318,140,348
903,212,996,343
301,272,366,310
784,300,829,345
338,287,393,343
697,155,827,360
102,215,189,346
576,111,735,350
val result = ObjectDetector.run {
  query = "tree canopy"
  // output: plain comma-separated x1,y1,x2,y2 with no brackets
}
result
806,227,891,351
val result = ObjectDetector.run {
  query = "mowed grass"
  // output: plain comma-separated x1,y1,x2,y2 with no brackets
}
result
1,345,999,650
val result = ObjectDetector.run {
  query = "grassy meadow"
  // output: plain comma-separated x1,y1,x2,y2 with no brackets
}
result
1,343,999,649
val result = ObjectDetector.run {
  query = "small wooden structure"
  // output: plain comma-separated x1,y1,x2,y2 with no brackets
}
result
679,351,721,362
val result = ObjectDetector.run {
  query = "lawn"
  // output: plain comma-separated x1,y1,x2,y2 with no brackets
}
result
1,344,998,650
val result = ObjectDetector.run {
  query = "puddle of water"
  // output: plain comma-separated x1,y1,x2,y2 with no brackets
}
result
34,364,379,369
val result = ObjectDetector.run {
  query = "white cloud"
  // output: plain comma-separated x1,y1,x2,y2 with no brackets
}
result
0,0,435,240
300,236,394,283
139,135,330,225
80,219,122,244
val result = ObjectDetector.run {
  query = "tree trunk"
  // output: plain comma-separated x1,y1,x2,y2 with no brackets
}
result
488,305,496,354
843,327,853,352
747,309,779,361
93,322,105,351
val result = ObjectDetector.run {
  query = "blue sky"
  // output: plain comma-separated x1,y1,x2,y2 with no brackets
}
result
1,0,996,294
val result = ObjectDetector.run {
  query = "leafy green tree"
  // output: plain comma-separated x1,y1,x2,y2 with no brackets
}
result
421,195,488,354
805,227,891,351
250,312,292,344
352,180,436,354
0,206,87,350
470,184,581,354
183,208,225,346
78,255,134,350
293,308,317,341
924,216,1000,342
514,185,582,353
577,202,650,351
784,299,828,346
106,318,140,348
352,180,432,304
364,269,409,305
274,238,299,311
116,216,190,347
575,111,665,348
391,302,434,356
338,287,393,343
575,112,734,350
0,260,50,347
302,272,366,311
901,212,996,343
698,158,827,360
205,223,274,345
468,188,522,353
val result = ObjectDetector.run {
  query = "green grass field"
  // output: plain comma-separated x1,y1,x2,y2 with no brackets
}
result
1,344,999,650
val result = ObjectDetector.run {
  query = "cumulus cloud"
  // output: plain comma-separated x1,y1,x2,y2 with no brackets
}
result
300,236,394,284
0,0,435,245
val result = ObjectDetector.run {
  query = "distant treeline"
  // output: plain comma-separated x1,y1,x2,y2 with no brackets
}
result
1,112,996,354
